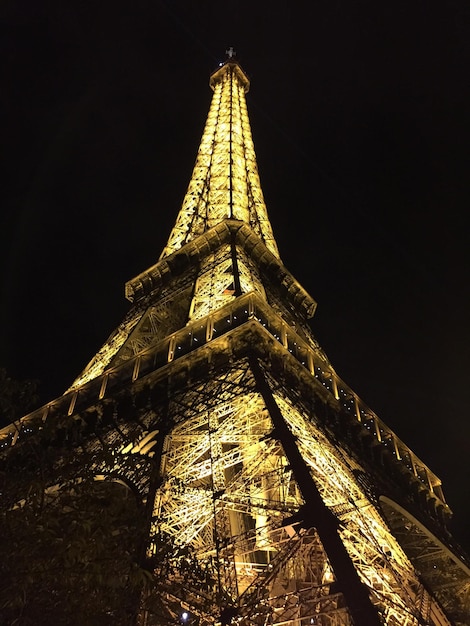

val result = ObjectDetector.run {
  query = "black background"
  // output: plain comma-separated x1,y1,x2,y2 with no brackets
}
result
1,1,469,551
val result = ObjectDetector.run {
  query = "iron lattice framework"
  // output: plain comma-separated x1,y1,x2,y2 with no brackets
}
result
1,57,469,625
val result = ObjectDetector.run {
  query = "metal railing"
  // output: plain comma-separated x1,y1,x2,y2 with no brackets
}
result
0,292,446,507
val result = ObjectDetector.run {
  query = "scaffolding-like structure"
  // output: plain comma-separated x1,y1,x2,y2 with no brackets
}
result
1,56,469,625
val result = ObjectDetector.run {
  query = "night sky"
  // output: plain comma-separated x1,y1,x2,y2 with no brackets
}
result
1,2,469,552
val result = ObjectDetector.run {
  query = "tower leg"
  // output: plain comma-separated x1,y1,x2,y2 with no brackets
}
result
250,356,383,626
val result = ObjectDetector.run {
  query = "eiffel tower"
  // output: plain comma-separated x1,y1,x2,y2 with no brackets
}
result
1,52,469,625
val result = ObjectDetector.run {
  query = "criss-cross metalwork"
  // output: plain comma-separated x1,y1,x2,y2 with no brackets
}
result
1,58,468,626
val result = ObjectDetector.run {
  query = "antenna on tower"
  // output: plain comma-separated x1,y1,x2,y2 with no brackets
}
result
225,47,236,59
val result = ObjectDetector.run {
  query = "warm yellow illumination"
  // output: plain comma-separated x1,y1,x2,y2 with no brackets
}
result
160,62,279,260
6,58,460,626
145,382,446,625
188,245,266,321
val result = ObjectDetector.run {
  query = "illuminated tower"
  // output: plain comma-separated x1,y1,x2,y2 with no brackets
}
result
2,53,469,625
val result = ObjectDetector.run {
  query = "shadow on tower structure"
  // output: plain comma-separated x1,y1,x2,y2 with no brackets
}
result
1,53,469,626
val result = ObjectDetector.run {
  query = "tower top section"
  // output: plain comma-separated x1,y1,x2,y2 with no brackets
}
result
209,49,250,93
160,54,279,259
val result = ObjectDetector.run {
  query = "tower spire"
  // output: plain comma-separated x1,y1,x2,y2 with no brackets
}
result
160,55,279,260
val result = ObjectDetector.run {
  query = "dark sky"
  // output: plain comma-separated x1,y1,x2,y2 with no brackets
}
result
1,1,469,551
